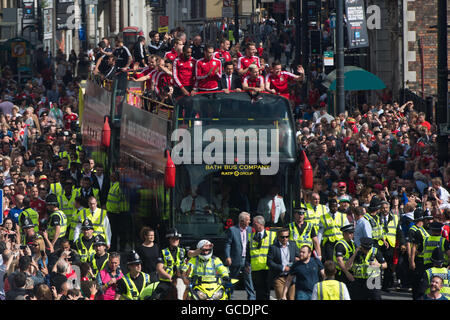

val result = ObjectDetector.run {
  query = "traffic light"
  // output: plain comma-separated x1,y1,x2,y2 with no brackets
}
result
309,30,321,54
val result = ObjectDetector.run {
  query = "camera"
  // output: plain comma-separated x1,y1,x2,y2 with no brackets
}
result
19,245,27,250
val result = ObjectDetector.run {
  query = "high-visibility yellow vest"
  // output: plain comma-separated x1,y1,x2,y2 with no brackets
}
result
305,203,327,233
120,272,152,300
380,214,399,247
425,267,450,298
106,182,129,213
333,239,355,271
181,256,229,278
289,221,313,249
74,187,100,202
19,208,40,233
78,208,107,240
320,211,346,244
316,280,345,300
89,252,110,277
351,247,380,279
248,230,276,271
47,210,67,240
159,247,186,282
410,225,430,259
423,235,446,266
75,235,96,263
50,183,63,196
58,193,76,224
139,281,160,300
364,213,384,242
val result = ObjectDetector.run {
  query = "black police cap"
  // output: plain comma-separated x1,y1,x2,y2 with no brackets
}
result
360,237,374,249
340,224,355,233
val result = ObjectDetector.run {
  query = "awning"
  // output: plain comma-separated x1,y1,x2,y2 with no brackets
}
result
322,66,386,91
0,37,35,50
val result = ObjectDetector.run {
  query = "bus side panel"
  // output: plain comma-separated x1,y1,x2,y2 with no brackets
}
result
119,103,172,244
82,80,112,167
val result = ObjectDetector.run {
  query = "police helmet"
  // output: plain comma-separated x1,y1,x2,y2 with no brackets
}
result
45,194,59,206
93,235,107,247
81,219,94,230
166,228,182,239
22,218,35,229
127,250,142,265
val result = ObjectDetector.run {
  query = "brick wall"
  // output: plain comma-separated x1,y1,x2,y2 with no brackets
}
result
406,0,450,96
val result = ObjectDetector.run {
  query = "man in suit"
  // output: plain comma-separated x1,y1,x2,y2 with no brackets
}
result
267,228,300,300
225,211,256,300
91,163,110,208
218,61,242,93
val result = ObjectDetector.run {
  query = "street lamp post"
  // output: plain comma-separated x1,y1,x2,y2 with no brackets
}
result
437,0,448,165
234,0,239,44
336,0,345,115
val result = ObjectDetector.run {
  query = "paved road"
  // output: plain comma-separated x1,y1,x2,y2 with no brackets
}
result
231,289,413,300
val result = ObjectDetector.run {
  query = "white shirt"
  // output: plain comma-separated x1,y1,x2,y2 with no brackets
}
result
95,174,104,190
311,281,351,300
180,194,209,214
257,195,286,224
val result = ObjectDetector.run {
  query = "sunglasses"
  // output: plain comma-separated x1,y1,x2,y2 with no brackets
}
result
279,235,289,239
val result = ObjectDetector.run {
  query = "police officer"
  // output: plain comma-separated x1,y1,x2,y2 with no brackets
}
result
348,237,387,300
420,248,450,299
18,197,40,234
408,208,431,300
74,219,96,263
364,197,384,247
45,194,68,250
305,192,327,234
154,228,187,298
58,179,77,243
319,199,348,261
181,239,229,282
76,196,109,247
312,261,350,300
288,206,321,258
21,217,42,245
88,235,109,277
333,224,356,285
422,222,450,269
378,200,405,291
115,251,153,300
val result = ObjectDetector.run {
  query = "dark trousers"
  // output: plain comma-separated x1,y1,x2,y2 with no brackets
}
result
173,86,193,99
229,257,255,300
322,241,337,261
380,245,394,290
411,258,425,300
251,270,271,300
108,212,131,252
349,279,381,300
397,251,412,288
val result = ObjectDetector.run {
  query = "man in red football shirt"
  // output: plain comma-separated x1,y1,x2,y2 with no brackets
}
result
132,55,158,91
265,61,304,99
173,45,196,97
237,42,260,77
194,45,222,92
214,38,232,65
164,37,184,62
30,185,47,221
155,59,174,100
63,106,78,131
242,65,265,97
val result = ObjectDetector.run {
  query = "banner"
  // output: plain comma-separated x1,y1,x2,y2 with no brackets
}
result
345,0,369,48
120,103,169,174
